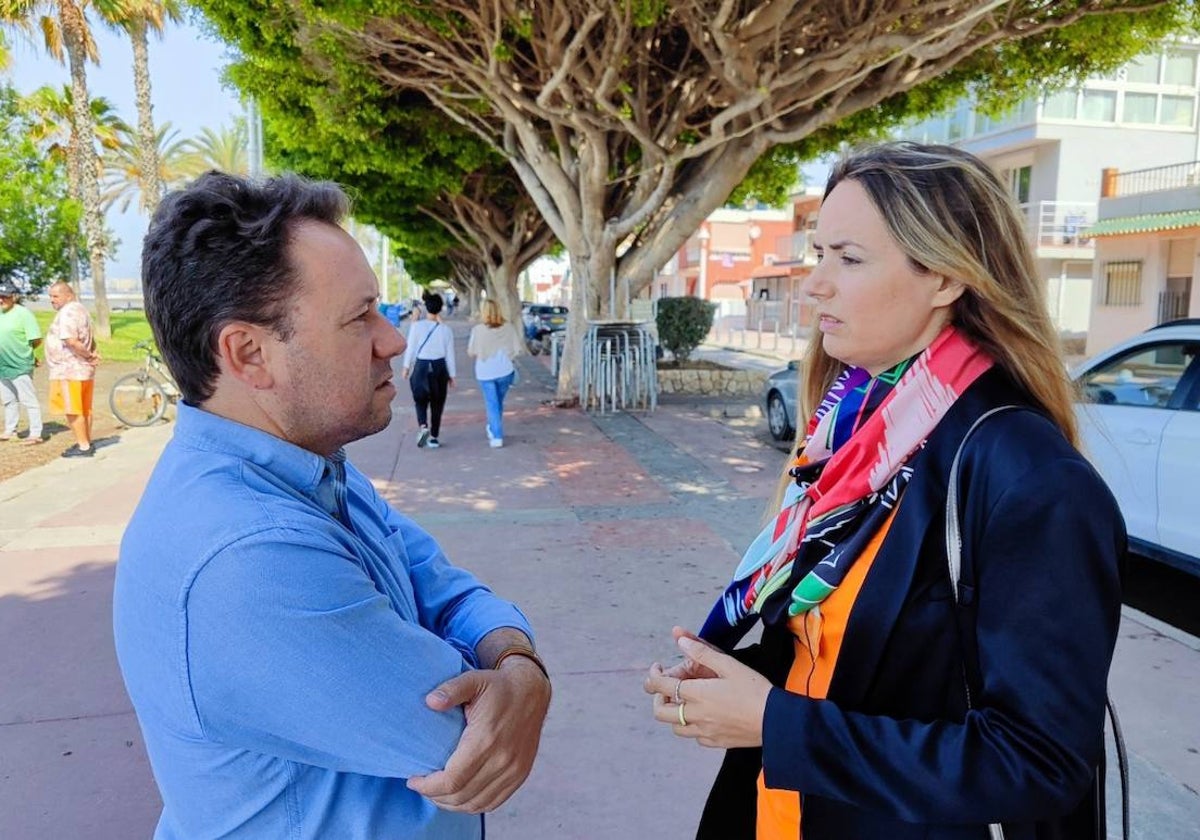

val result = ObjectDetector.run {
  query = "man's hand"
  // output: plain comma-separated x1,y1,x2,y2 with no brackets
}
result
407,657,550,813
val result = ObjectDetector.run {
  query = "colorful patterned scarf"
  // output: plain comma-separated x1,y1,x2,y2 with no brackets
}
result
699,326,993,650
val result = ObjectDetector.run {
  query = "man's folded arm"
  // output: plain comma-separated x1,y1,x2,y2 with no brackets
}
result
185,531,471,779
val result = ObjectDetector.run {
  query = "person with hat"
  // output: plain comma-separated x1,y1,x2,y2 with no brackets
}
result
0,279,44,445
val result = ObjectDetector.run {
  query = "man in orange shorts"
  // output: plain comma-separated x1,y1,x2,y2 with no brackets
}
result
46,282,100,458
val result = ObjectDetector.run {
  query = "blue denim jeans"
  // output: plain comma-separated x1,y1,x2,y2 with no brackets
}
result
480,372,515,439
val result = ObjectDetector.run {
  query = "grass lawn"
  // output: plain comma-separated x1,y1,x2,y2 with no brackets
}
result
33,308,155,363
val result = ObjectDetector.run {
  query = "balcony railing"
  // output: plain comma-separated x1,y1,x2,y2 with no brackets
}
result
1108,161,1200,197
1020,201,1096,249
773,231,818,265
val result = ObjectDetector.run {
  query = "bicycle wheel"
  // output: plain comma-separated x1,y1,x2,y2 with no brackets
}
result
110,372,168,427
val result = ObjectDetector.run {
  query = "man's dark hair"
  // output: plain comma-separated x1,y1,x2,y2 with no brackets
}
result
141,171,350,403
423,292,444,315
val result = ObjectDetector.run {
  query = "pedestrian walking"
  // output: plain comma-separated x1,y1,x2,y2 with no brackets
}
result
0,278,44,445
467,299,523,449
116,172,549,839
402,292,455,449
644,142,1125,839
45,281,100,457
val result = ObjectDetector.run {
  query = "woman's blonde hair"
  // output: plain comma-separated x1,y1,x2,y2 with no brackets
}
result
798,141,1078,448
480,299,505,328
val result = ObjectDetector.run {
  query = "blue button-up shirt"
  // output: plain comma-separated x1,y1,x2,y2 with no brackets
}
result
114,404,533,839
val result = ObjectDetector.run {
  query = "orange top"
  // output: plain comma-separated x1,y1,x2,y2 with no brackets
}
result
755,508,897,840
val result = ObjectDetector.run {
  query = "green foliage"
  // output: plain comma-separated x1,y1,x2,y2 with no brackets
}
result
656,296,715,363
0,85,84,290
194,0,536,278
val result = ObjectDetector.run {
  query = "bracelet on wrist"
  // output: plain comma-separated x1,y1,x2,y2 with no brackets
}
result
491,645,550,682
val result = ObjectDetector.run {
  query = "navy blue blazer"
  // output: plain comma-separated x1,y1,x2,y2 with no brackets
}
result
697,369,1125,840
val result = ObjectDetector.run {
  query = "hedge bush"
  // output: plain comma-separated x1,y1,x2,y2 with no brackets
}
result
656,296,716,363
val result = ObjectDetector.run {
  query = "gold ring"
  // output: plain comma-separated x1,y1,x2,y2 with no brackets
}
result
673,679,683,705
678,701,688,727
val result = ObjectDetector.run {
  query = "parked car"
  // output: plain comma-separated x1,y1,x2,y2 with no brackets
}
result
762,360,801,441
526,304,568,331
1073,319,1200,577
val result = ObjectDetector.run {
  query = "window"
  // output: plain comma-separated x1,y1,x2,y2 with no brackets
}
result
1164,51,1197,86
1080,90,1117,122
1006,165,1032,205
1122,92,1158,124
1079,343,1197,408
1042,90,1077,119
1160,95,1196,127
1125,53,1161,84
1103,261,1143,306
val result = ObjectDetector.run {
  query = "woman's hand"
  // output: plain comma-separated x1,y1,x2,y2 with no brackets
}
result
645,626,719,699
643,634,772,750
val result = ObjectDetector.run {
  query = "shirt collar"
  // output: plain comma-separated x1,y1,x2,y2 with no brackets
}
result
173,402,348,513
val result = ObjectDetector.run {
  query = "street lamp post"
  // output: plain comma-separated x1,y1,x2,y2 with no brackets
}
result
697,226,711,301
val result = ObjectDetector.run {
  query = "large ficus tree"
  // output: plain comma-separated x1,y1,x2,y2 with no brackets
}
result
202,0,1196,400
195,0,557,326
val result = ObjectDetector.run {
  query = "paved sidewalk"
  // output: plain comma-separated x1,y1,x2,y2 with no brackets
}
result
1,323,1197,838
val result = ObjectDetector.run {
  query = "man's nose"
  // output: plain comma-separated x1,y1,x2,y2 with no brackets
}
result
378,321,406,359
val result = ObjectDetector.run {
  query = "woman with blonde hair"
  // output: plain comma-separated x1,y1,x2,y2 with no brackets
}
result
467,299,524,448
645,142,1124,840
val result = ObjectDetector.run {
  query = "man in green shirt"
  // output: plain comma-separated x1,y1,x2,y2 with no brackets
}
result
0,279,44,444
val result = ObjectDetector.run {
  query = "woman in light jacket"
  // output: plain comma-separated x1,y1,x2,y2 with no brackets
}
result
644,142,1125,840
467,299,524,449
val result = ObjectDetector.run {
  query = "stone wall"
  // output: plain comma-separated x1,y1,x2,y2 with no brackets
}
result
657,367,767,396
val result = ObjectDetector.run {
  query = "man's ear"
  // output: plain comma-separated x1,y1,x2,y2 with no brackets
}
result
215,322,276,390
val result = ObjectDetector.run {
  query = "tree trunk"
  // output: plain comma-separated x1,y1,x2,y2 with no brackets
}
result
554,247,617,404
60,0,111,338
129,18,164,214
484,260,524,334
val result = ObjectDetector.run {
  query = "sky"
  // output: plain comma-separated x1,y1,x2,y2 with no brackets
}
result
4,14,244,281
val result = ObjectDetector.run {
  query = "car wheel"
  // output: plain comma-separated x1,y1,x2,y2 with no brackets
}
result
767,391,793,441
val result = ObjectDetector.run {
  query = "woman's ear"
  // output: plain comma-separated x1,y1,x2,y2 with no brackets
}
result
932,274,967,309
215,322,275,390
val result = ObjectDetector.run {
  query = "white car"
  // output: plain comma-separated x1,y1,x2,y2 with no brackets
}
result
1073,319,1200,577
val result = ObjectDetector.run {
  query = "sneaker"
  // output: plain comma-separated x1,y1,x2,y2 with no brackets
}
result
427,438,441,449
489,438,504,449
62,443,80,455
416,427,430,448
62,446,94,458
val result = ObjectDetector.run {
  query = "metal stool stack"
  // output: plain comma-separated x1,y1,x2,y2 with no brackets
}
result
579,321,658,413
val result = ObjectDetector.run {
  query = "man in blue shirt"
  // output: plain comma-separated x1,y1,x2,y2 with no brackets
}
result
114,172,551,839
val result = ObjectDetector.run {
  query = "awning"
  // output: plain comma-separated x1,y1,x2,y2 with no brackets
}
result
1088,209,1200,237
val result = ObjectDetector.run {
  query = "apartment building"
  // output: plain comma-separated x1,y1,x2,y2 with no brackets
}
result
899,42,1200,337
1086,162,1200,354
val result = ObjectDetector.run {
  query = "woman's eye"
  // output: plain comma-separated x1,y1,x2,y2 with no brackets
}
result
840,254,861,266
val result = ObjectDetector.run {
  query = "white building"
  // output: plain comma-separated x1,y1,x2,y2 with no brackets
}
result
900,42,1200,336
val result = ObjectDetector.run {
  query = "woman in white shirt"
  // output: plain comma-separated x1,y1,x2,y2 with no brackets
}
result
402,293,456,448
467,300,524,448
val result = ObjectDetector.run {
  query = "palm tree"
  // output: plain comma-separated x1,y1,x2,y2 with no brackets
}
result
179,119,249,176
24,84,126,199
102,119,190,212
100,0,181,214
0,0,127,338
22,84,126,287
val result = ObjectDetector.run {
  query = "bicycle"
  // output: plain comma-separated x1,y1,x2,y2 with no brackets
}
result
109,340,181,427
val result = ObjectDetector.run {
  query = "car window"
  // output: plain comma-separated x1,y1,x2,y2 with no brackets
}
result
1078,341,1199,409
